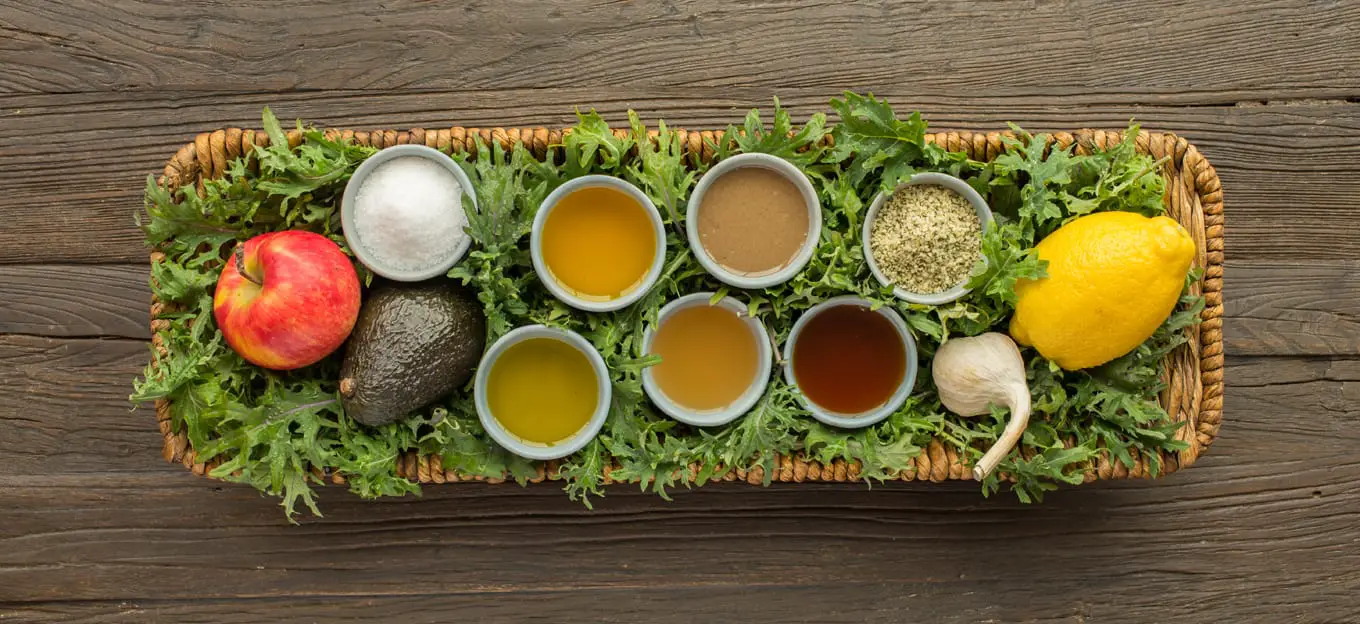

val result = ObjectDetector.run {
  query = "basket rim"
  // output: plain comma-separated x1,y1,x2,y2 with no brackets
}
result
149,123,1225,487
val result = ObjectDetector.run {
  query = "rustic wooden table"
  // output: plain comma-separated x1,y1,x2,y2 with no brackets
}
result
2,1,1358,622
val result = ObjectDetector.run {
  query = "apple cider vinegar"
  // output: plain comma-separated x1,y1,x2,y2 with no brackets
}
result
648,304,761,411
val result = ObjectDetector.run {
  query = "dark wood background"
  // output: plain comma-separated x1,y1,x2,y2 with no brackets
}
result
2,1,1358,622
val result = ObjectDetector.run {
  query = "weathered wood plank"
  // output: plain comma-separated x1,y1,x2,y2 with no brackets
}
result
1228,356,1360,443
2,90,1356,264
1229,261,1360,356
3,0,1357,100
16,590,1080,624
0,265,150,339
0,460,1356,619
3,559,1356,624
1,261,1350,357
0,336,160,476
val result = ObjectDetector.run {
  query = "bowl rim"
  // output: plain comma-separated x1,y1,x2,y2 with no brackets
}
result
781,295,918,429
686,153,823,289
862,172,994,306
340,144,477,282
473,324,612,461
530,175,667,312
640,292,773,427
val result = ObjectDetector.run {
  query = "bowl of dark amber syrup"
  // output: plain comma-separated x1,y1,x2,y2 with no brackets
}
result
782,296,918,428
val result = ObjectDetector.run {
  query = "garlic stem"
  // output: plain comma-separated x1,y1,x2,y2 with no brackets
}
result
972,385,1031,481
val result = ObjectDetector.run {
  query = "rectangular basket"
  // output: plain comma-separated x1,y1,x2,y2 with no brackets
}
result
150,125,1225,486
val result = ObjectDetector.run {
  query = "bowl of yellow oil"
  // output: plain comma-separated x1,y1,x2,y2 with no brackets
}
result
531,175,666,312
474,325,611,460
641,293,772,427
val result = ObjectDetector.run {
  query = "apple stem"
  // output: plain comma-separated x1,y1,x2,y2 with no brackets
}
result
233,245,263,287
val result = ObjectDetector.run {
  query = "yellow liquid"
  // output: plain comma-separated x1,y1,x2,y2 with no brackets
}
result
487,338,599,445
649,304,760,411
541,185,657,300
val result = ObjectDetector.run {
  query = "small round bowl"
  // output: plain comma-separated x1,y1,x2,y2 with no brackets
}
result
782,296,918,428
862,172,994,305
687,153,822,289
531,175,666,312
341,144,477,282
641,293,773,427
474,325,612,461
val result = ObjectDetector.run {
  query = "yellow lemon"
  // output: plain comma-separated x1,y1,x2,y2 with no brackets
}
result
1009,211,1196,370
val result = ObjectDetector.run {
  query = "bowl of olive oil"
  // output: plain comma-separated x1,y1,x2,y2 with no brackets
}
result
474,325,611,460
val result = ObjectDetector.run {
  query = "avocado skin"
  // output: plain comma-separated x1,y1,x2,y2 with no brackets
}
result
339,280,486,427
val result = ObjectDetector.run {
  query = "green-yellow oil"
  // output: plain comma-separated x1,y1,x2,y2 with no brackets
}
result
486,337,598,445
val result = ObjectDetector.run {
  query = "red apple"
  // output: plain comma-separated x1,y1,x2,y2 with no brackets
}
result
214,231,361,370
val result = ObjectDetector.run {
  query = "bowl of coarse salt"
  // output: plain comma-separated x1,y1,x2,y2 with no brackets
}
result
341,145,477,282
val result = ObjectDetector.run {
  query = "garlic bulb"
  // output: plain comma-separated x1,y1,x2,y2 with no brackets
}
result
931,332,1032,481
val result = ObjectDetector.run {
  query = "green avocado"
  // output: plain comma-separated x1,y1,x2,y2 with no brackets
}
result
339,280,486,427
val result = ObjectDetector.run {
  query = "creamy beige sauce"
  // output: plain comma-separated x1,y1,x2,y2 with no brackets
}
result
696,167,809,276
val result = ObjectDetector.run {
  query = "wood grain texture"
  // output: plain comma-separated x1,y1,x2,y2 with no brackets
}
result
9,570,1354,624
0,446,1356,621
1229,261,1360,356
2,495,1354,624
2,89,1358,263
0,265,150,339
0,336,158,476
0,261,1345,356
3,0,1359,100
10,591,1112,624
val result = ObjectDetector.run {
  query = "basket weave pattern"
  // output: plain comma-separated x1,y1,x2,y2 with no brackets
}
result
151,125,1225,486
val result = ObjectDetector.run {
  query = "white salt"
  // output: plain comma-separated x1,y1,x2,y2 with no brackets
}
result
353,156,468,274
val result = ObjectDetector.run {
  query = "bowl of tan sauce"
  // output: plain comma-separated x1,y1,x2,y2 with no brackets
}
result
687,153,822,289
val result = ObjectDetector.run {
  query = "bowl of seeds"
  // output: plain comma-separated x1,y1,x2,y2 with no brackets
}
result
862,172,992,305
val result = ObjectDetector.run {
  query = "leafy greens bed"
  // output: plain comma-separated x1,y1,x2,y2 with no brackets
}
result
133,93,1202,520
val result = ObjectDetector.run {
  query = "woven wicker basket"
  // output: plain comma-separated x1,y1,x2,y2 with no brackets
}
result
150,125,1225,487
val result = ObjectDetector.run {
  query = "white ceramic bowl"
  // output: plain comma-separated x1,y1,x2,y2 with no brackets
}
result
340,144,477,282
862,172,994,305
640,293,773,427
686,153,822,289
473,325,612,461
530,175,666,312
782,296,918,429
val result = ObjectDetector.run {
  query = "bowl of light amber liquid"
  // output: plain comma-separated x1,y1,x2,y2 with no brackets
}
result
641,292,773,427
782,296,918,428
